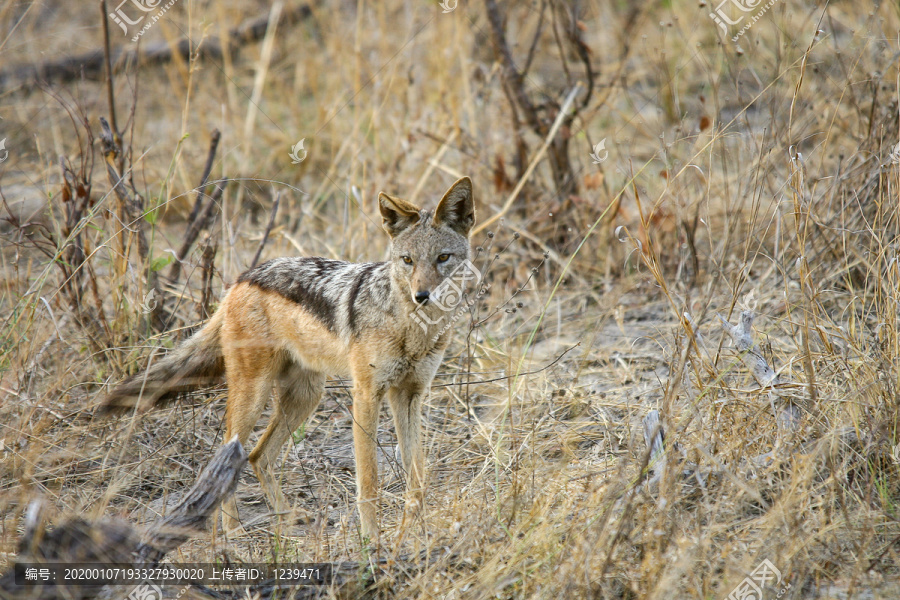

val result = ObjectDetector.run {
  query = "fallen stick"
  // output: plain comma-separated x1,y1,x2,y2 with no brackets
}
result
717,310,780,387
718,310,801,433
0,4,314,92
0,437,247,600
642,410,666,484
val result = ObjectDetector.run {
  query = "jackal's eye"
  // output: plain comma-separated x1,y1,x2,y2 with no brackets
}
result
401,255,413,265
437,253,451,263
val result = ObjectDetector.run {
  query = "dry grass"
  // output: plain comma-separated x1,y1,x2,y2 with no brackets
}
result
2,0,900,598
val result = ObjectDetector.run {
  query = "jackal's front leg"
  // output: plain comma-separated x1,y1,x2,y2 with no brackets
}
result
388,383,426,510
351,374,383,542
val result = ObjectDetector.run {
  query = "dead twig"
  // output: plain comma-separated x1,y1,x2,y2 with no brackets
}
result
250,192,281,269
473,84,581,236
642,409,666,483
99,116,165,331
0,438,247,600
169,129,222,284
718,310,802,433
483,0,594,198
100,0,121,173
718,310,780,387
170,180,226,285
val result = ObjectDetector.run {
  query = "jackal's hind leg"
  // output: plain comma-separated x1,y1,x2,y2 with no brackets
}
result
220,348,280,536
249,362,324,524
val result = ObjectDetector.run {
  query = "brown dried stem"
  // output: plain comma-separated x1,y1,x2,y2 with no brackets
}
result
99,116,163,331
168,129,222,284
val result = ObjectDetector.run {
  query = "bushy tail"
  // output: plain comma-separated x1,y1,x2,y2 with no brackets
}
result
100,312,225,414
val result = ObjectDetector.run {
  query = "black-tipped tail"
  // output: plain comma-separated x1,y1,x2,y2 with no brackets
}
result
100,313,225,415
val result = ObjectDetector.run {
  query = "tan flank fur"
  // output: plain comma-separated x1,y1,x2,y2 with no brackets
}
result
101,177,476,540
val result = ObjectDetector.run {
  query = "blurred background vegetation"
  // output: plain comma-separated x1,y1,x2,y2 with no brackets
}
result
2,0,900,597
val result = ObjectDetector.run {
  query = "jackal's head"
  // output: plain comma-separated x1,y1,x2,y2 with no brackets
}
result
379,177,476,309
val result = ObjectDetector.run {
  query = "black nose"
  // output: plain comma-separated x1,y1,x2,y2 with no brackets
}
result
415,291,430,304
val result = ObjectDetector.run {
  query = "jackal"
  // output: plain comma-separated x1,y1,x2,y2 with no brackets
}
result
101,177,476,540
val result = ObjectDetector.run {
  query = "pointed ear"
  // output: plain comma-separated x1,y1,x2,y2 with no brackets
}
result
434,177,475,236
379,192,421,237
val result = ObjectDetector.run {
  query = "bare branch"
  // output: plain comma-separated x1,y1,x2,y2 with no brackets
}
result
169,129,222,284
250,192,280,269
0,438,247,599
